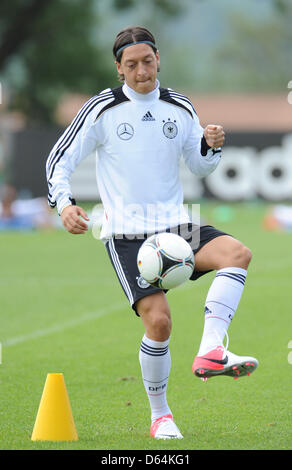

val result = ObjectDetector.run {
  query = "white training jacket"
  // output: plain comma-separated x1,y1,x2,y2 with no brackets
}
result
46,80,221,239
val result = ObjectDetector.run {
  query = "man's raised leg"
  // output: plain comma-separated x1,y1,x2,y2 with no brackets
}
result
192,235,258,380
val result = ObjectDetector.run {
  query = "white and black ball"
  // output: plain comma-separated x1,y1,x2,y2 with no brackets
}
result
137,232,195,290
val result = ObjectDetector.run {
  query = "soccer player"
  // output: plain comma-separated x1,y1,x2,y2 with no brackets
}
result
46,26,258,440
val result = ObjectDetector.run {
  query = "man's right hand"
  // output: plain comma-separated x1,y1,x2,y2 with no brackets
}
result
60,205,89,234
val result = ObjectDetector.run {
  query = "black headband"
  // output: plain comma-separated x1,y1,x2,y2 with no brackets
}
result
115,40,156,58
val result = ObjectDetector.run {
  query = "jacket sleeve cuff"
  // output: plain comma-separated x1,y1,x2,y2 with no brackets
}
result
57,196,76,215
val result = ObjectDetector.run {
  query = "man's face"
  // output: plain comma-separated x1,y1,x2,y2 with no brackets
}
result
116,43,160,94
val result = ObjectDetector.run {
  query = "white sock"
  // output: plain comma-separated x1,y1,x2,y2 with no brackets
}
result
198,267,247,356
139,334,172,423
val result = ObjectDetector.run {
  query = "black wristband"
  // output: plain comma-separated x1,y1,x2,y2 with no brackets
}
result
200,136,211,156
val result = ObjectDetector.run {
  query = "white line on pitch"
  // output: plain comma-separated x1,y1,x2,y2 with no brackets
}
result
2,277,211,348
2,301,128,348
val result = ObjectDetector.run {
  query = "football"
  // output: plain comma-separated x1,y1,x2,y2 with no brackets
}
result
137,232,195,289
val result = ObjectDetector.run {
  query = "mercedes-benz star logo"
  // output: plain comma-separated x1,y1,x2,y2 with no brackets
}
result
117,123,134,140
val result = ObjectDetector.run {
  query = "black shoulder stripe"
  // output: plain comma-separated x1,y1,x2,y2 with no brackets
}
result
159,88,195,118
95,86,130,120
168,90,197,116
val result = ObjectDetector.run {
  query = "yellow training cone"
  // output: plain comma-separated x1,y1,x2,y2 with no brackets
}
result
31,373,78,441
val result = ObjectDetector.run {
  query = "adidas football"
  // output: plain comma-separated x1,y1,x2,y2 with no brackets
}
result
137,232,195,289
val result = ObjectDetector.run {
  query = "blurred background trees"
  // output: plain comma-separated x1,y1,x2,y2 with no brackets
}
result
0,0,115,123
0,0,291,123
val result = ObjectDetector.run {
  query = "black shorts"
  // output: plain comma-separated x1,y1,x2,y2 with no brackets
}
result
105,224,229,316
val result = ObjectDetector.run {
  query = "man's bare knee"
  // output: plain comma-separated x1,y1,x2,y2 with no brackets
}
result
195,235,252,271
136,292,171,341
232,243,252,269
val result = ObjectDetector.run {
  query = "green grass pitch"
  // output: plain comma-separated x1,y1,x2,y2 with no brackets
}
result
0,201,291,450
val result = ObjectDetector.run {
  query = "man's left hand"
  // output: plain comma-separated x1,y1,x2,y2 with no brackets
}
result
204,124,225,149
